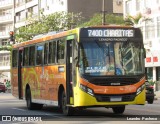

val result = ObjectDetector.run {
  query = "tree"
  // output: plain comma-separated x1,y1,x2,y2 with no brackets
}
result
0,45,12,51
15,12,125,42
15,11,84,42
79,13,125,27
124,13,142,26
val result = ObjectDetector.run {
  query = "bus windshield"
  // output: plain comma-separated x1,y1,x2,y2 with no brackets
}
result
79,40,145,76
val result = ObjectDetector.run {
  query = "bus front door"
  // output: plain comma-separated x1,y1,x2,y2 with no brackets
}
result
66,39,74,105
18,49,23,99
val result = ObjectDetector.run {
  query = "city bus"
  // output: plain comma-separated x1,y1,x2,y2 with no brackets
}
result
11,25,146,115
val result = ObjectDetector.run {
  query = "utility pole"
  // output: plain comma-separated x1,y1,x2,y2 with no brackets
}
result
38,0,41,21
12,0,15,44
102,0,106,25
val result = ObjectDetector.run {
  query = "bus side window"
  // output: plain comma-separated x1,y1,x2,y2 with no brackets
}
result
29,46,35,66
48,41,56,64
23,47,29,66
36,45,43,65
44,42,49,65
12,49,18,67
57,40,65,64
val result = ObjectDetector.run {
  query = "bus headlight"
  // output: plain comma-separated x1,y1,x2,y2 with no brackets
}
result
79,84,94,96
136,84,145,95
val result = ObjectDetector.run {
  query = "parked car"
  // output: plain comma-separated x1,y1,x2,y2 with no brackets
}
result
0,82,6,93
145,80,155,104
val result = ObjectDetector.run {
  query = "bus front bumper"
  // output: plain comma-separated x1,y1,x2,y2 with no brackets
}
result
73,88,146,107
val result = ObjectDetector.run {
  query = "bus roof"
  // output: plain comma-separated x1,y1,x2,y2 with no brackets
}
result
12,28,79,48
12,25,137,49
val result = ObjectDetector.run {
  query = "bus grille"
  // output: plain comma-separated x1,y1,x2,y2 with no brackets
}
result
90,78,138,86
94,93,136,102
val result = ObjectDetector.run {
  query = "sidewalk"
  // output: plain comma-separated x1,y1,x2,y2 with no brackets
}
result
155,91,160,99
0,93,15,100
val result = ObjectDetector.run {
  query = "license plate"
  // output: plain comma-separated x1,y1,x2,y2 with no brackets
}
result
110,96,122,101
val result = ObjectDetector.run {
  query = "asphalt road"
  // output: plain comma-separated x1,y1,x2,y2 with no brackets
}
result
0,93,160,124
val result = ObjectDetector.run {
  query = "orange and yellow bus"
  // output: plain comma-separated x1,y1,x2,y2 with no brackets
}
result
11,25,146,115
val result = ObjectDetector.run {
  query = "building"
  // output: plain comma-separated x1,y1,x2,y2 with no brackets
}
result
44,0,123,17
123,0,160,91
14,0,123,28
0,0,13,83
14,0,39,29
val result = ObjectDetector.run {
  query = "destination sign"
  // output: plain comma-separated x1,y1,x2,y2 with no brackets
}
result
88,29,134,37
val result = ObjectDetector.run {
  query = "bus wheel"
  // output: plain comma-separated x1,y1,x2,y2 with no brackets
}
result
112,106,125,114
26,88,34,110
147,99,154,104
34,103,43,110
61,90,74,115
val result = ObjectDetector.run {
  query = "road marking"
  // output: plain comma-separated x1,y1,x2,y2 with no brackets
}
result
12,108,27,111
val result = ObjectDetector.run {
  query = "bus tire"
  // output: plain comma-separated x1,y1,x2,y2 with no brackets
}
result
26,88,34,110
61,90,74,116
147,99,154,104
26,88,43,110
34,103,43,110
112,105,125,114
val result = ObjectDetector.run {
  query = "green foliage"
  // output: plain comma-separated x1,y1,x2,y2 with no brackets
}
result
42,12,83,31
79,13,125,27
0,45,12,51
80,14,102,26
15,11,84,42
6,80,11,89
124,13,142,26
148,80,156,86
106,14,125,25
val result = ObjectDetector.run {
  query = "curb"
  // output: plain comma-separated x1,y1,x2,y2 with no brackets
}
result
154,97,158,100
154,95,160,100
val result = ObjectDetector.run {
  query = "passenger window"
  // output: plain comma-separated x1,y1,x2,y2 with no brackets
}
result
12,50,18,67
44,42,49,64
29,46,35,66
57,40,65,64
48,41,56,64
36,45,44,65
23,47,29,66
